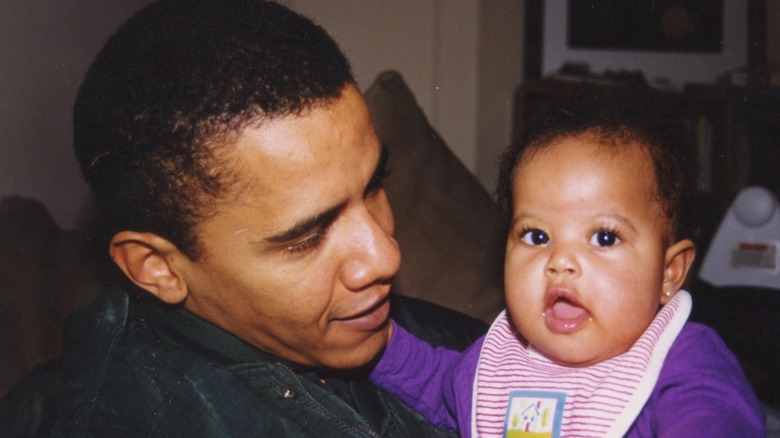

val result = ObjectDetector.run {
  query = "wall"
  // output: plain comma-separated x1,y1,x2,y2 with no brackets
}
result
285,0,523,191
0,0,524,230
476,0,525,192
0,1,154,230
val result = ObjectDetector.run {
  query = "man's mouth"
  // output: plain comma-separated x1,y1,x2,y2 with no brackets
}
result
333,297,391,331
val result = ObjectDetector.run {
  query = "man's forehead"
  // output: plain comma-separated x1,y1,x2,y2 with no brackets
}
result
206,86,381,238
228,86,366,155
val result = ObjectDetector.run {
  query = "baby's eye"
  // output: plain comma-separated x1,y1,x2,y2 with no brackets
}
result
520,229,549,246
589,229,621,247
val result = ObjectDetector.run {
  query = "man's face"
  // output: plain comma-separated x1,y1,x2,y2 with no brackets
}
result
176,84,400,369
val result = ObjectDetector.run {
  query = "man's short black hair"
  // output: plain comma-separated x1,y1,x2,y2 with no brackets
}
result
497,85,698,242
74,0,354,258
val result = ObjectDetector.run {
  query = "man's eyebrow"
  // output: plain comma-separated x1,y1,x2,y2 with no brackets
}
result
264,203,345,244
264,144,385,245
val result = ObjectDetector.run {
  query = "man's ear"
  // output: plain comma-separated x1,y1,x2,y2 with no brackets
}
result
109,231,189,304
661,238,696,304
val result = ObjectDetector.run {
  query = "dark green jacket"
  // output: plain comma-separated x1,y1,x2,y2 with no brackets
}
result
0,288,486,437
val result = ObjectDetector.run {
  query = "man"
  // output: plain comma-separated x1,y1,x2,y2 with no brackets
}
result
0,1,485,436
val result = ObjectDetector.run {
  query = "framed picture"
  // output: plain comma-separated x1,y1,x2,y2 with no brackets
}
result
523,0,765,87
567,0,723,53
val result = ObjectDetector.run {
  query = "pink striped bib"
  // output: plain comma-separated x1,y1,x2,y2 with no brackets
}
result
472,291,691,438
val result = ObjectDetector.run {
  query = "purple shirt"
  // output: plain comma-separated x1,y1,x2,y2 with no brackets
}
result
371,321,765,437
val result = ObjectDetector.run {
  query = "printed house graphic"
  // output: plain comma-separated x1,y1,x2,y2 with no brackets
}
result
504,391,565,438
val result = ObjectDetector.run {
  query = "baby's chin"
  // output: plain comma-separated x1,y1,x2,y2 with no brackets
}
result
530,341,624,368
512,314,633,367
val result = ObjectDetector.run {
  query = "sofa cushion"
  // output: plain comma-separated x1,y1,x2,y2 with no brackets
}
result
364,71,505,322
0,196,103,397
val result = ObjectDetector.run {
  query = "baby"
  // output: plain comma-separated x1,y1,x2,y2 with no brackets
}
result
371,87,765,437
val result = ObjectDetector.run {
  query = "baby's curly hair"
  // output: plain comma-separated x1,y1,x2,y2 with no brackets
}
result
496,85,698,243
73,0,353,259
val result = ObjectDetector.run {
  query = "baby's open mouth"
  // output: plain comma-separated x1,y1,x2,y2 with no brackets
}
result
544,296,589,334
549,297,587,319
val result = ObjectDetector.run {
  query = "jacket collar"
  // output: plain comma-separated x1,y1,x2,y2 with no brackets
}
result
138,293,281,366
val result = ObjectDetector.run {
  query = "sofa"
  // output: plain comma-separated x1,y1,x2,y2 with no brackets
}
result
0,196,104,396
0,70,507,397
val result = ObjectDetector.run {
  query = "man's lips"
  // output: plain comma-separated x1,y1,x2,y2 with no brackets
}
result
332,297,391,331
543,289,589,334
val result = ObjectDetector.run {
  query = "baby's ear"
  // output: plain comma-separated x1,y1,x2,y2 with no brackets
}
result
661,239,696,304
109,231,190,304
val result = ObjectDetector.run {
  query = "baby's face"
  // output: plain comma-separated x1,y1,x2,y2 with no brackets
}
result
504,133,673,367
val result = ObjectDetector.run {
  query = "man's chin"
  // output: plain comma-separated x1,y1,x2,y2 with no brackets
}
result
320,322,392,372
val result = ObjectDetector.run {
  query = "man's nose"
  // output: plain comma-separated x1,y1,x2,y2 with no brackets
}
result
341,197,400,291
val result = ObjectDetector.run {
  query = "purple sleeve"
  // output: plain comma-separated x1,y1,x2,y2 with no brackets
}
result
370,321,482,433
629,323,766,437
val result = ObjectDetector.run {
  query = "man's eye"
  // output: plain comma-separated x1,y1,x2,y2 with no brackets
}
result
520,229,549,246
365,167,390,197
589,229,621,247
285,230,326,255
365,145,391,197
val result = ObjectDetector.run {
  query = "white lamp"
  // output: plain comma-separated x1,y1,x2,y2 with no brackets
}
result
698,186,780,290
